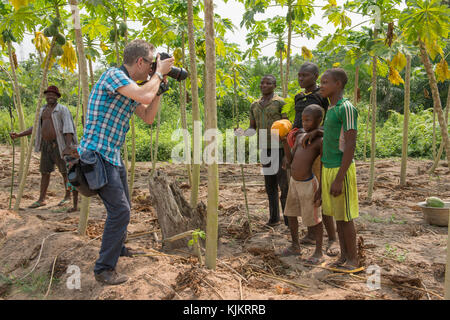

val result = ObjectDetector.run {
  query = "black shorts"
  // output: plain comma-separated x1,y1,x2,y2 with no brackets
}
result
40,140,67,175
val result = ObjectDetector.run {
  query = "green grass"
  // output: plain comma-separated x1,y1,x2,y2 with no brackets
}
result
384,244,408,263
362,213,407,225
0,272,60,299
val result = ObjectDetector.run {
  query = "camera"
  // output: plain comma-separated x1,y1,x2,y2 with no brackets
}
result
150,52,188,95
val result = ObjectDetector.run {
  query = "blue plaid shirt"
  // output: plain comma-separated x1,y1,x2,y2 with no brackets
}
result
78,67,139,166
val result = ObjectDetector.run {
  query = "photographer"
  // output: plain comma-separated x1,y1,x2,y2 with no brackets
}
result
78,39,174,285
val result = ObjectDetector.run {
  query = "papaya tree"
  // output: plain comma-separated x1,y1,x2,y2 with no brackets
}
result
241,0,316,97
67,0,93,235
14,0,63,211
346,0,402,200
400,0,450,167
0,1,37,184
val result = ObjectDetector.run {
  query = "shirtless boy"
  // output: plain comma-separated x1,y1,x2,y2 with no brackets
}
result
281,104,324,264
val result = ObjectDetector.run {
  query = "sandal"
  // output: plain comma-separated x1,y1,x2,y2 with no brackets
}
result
325,240,340,257
58,199,70,206
334,263,365,273
29,201,46,208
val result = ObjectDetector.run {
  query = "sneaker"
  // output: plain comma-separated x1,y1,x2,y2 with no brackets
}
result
94,269,129,285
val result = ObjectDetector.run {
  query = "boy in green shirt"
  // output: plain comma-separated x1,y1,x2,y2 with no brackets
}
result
318,68,360,270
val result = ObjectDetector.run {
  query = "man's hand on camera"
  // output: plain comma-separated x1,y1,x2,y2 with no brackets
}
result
156,54,174,76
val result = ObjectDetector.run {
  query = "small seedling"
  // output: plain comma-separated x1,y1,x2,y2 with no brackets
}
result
188,229,206,265
388,214,407,225
384,244,408,263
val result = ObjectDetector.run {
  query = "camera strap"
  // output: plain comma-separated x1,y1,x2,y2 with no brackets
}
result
119,65,130,78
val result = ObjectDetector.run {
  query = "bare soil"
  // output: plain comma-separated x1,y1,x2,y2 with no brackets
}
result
0,144,449,300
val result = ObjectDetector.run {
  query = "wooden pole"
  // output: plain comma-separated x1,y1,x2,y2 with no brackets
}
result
367,28,378,201
429,85,449,174
445,213,450,299
204,0,219,270
69,0,91,235
400,54,411,186
187,0,201,207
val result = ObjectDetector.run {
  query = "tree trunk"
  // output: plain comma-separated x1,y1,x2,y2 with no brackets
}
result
363,102,371,162
204,0,219,270
419,40,450,166
112,21,129,173
75,71,81,126
354,65,360,105
128,115,136,193
14,39,56,211
279,47,286,98
148,170,206,250
150,108,161,177
283,5,292,99
400,55,411,186
88,57,95,89
69,0,92,235
445,214,450,299
187,0,201,208
432,108,436,160
7,42,27,185
429,85,450,174
121,11,135,194
367,29,378,201
179,32,192,186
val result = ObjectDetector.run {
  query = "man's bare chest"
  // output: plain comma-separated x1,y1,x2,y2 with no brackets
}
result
41,107,55,121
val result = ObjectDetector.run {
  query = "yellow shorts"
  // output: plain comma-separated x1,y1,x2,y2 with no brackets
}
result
321,162,359,222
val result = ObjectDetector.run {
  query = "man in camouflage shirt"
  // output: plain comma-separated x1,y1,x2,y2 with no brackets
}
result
235,75,289,226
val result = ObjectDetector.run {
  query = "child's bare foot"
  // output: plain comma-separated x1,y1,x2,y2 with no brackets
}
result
280,245,301,257
325,240,340,257
305,252,324,265
67,207,78,213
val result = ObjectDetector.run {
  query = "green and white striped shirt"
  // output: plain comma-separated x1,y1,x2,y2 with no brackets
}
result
322,98,358,168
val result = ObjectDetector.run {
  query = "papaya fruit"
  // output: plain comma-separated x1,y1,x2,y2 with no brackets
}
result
54,45,64,57
109,29,116,42
55,33,66,46
119,22,127,35
48,24,58,37
9,31,16,43
2,30,10,42
43,27,52,37
271,119,293,138
426,197,445,208
51,17,61,27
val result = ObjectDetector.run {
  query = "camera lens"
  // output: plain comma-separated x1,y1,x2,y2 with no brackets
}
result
168,67,188,81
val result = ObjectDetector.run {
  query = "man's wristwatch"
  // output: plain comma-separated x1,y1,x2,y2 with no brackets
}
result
155,71,164,81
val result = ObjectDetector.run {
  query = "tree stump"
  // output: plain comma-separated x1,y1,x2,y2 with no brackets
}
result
148,170,206,250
